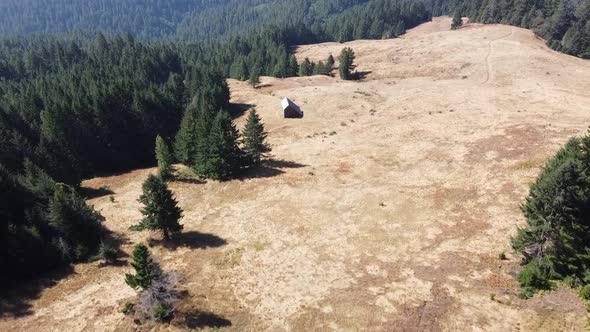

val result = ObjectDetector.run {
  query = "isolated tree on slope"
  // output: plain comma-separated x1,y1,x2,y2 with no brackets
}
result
451,12,463,30
155,135,174,181
338,47,356,80
242,108,271,165
125,243,157,290
326,54,335,71
132,175,183,240
124,243,179,322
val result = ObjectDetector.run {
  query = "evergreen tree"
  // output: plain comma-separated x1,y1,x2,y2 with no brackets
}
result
452,12,463,30
326,54,335,71
197,109,243,180
174,104,198,165
125,243,157,290
313,61,327,75
512,132,590,295
338,47,356,80
48,184,104,261
242,108,271,165
132,175,183,240
155,135,174,181
249,67,261,88
288,55,299,77
298,58,314,76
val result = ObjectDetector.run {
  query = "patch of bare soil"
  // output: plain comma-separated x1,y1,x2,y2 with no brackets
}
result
3,17,590,331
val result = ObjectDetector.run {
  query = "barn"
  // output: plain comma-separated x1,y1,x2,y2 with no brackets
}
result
281,97,304,118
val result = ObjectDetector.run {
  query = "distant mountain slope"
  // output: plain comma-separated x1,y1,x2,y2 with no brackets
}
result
0,0,225,40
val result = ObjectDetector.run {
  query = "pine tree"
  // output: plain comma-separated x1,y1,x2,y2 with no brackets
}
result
338,47,356,80
242,108,271,165
48,184,104,261
192,97,216,175
512,132,590,293
174,103,198,165
452,12,463,30
298,58,313,76
326,54,335,71
249,67,260,88
132,175,183,240
288,55,299,77
155,135,174,181
198,109,243,180
125,243,156,290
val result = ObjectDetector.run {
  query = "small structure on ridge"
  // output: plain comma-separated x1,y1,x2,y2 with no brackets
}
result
281,97,304,118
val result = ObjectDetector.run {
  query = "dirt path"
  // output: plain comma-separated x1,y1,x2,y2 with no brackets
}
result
2,17,590,332
482,28,514,84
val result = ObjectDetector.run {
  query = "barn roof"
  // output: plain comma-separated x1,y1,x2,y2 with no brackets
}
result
281,97,298,110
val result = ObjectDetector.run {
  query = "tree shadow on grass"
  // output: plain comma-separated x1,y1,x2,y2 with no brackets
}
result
183,311,232,329
174,177,206,185
79,186,114,199
99,228,131,264
0,265,75,318
148,231,227,251
229,102,254,118
351,70,372,81
238,158,307,180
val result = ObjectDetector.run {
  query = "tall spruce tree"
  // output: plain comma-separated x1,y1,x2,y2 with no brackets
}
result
155,135,174,181
132,175,183,240
175,103,198,165
338,47,356,80
197,109,243,180
242,108,271,165
125,243,157,290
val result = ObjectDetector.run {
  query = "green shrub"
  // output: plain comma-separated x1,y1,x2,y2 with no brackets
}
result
121,302,135,315
518,260,551,298
153,303,173,322
580,285,590,301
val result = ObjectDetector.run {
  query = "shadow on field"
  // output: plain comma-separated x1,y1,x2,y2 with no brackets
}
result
0,265,75,318
351,70,372,81
239,158,307,180
184,311,232,329
148,231,227,250
229,102,253,118
80,186,114,199
174,177,206,185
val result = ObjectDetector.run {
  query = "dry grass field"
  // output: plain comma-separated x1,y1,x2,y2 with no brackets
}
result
2,17,590,331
